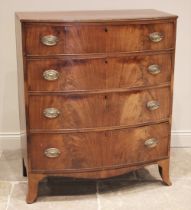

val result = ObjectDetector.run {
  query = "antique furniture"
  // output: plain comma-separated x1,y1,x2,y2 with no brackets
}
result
15,10,177,203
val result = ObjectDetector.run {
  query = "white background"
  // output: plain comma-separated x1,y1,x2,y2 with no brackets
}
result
0,0,191,148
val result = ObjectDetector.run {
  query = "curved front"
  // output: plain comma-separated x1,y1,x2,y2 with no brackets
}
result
30,123,169,177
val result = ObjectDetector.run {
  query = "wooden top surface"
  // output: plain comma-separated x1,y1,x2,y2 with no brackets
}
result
16,9,177,22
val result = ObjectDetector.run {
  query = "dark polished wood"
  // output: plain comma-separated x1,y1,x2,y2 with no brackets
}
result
15,10,177,203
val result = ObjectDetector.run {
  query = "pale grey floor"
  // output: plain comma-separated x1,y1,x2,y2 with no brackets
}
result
0,148,191,210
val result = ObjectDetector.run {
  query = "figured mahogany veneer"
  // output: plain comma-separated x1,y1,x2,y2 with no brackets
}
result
16,10,177,203
27,54,172,91
30,123,169,172
29,87,170,130
24,23,174,55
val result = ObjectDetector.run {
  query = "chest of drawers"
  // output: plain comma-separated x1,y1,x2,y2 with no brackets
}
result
15,9,177,203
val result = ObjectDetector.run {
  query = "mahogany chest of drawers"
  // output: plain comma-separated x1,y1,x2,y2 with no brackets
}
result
15,10,177,203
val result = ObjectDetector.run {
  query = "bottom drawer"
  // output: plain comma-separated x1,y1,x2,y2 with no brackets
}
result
29,123,170,172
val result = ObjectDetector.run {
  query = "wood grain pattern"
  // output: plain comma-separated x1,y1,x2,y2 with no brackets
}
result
65,23,174,54
28,87,170,130
24,23,174,55
15,10,177,203
29,123,169,172
27,54,172,91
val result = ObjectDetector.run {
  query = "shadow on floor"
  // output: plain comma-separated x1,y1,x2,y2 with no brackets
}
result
38,168,159,196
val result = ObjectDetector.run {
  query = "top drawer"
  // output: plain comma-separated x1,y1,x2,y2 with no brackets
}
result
24,22,175,55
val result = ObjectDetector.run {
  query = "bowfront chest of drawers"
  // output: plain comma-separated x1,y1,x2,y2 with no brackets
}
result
16,10,177,203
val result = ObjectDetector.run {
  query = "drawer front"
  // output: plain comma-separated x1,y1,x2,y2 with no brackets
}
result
27,54,172,91
29,87,170,130
30,123,169,171
25,23,174,55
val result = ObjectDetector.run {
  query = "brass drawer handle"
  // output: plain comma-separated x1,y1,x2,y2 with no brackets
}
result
44,148,61,158
147,100,160,111
148,64,161,75
144,138,158,148
41,35,59,46
43,70,59,81
149,32,164,42
43,108,60,118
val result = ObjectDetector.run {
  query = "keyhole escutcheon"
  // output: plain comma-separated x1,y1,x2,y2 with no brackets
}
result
104,95,109,110
104,27,108,32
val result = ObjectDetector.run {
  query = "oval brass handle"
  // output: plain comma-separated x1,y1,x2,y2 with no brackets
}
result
148,64,161,75
149,32,164,42
147,100,160,111
41,35,59,46
44,148,61,158
43,108,60,118
43,70,59,81
144,138,158,148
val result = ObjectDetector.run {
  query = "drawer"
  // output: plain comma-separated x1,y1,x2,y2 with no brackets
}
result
30,123,169,172
29,87,170,130
24,23,174,55
27,54,172,91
